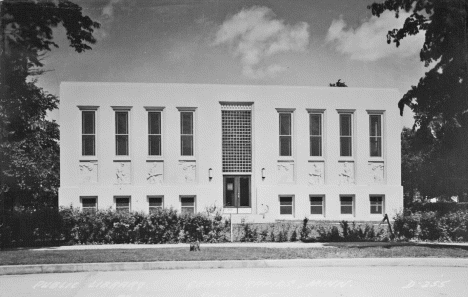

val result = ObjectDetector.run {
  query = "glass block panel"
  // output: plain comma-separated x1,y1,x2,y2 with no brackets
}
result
222,109,252,173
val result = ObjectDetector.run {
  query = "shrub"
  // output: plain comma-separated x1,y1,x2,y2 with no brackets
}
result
240,223,256,242
393,212,420,240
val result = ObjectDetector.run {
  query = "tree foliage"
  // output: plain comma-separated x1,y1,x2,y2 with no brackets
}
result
369,0,468,200
329,79,348,87
0,0,100,207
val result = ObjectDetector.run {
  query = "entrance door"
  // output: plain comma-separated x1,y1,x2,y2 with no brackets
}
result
223,176,250,209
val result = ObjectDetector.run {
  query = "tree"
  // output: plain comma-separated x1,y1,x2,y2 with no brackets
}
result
329,79,348,87
0,0,100,208
368,0,468,201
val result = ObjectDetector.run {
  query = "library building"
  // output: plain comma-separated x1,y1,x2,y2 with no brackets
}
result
59,82,403,222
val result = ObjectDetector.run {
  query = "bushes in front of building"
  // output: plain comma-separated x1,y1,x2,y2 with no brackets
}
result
0,207,392,247
393,210,468,242
60,207,231,245
8,206,468,247
0,206,232,247
235,218,389,243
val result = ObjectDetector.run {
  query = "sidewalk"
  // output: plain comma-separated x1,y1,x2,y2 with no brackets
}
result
1,257,468,276
27,241,468,251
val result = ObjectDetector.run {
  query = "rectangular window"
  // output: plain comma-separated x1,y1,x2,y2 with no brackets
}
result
148,112,161,156
279,113,292,156
148,196,163,214
340,114,352,157
279,196,293,215
340,196,353,215
370,196,383,214
82,111,95,156
180,112,193,156
115,197,130,213
369,115,382,157
181,196,195,214
309,113,322,156
116,112,129,156
310,196,324,215
81,197,97,214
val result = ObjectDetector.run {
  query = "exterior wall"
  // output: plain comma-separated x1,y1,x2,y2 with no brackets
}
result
59,82,403,222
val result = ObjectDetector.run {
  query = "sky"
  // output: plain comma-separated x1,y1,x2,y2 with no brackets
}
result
38,0,429,127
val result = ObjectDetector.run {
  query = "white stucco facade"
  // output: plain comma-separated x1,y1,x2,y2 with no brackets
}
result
59,82,403,222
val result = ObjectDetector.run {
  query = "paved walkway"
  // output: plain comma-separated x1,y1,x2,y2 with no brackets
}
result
26,241,468,251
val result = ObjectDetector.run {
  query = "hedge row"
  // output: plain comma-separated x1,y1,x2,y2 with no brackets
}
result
0,207,392,247
393,210,468,242
0,207,230,247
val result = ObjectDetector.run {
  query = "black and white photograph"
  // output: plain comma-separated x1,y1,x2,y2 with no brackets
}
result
0,0,467,296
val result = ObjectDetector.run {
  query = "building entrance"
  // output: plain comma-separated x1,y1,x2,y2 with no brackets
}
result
223,175,251,209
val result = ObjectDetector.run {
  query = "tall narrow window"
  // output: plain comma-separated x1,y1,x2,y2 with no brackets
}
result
148,112,161,156
279,113,292,156
369,115,382,157
82,111,95,156
181,112,193,156
310,114,322,156
340,196,353,215
279,196,293,215
116,197,130,213
116,112,129,155
340,114,352,157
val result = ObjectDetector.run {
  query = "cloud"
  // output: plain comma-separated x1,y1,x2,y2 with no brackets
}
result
94,0,124,40
326,11,425,61
213,6,309,79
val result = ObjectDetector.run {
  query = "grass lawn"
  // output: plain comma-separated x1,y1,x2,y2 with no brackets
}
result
1,245,468,265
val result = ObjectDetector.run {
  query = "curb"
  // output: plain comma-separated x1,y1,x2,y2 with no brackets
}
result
1,258,468,276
